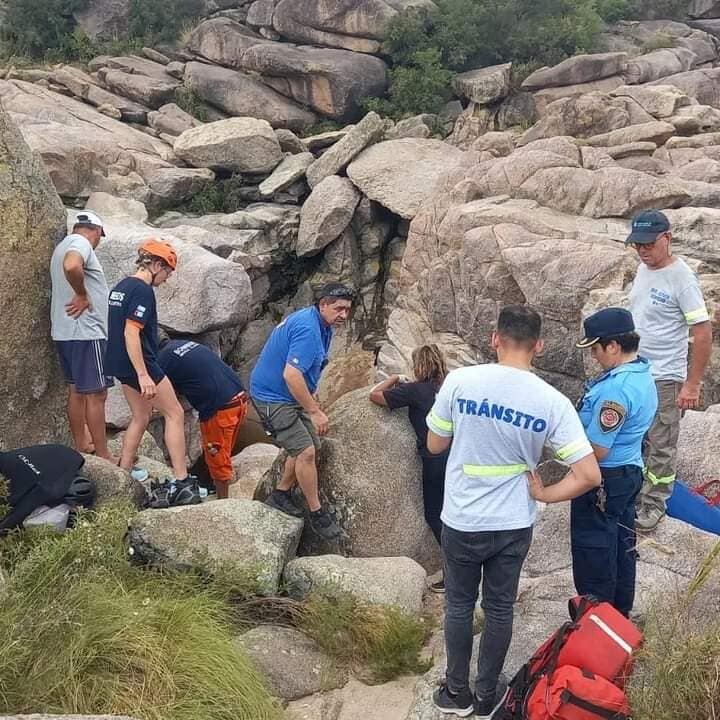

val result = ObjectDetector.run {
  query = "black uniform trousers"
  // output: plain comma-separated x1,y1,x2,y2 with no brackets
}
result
570,464,643,617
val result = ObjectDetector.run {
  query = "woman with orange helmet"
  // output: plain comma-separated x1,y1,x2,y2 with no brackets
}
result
106,239,197,504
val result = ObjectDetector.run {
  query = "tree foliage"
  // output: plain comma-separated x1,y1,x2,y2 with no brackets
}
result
369,0,690,119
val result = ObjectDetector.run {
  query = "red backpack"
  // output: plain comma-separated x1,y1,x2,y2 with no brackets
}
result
498,596,643,720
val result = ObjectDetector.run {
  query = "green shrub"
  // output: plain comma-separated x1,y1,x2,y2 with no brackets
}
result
128,0,204,45
175,84,210,122
1,0,90,58
368,0,607,119
0,0,204,61
299,587,432,681
629,542,720,720
182,173,245,215
641,33,677,52
0,504,281,720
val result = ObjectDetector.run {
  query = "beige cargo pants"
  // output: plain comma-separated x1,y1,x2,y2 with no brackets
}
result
637,380,682,515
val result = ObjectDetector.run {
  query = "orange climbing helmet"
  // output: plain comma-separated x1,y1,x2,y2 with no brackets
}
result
138,238,178,270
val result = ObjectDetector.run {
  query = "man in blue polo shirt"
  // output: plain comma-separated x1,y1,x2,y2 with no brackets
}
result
573,307,658,617
251,283,354,541
158,338,247,500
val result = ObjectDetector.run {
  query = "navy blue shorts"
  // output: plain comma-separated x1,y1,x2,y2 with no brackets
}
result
55,339,114,394
116,362,165,393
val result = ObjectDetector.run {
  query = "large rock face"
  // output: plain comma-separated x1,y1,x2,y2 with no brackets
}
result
272,0,436,53
0,107,67,448
284,554,427,613
174,117,283,174
0,80,213,210
242,43,388,122
126,500,303,594
184,61,317,131
236,626,346,700
347,138,472,219
86,199,254,335
258,387,442,571
74,0,130,40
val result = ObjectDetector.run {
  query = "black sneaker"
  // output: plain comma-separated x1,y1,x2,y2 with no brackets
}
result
309,507,345,542
266,489,304,518
474,674,509,719
433,682,474,717
168,476,202,507
430,578,446,594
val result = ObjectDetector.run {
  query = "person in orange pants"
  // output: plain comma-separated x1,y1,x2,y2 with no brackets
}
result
157,337,247,498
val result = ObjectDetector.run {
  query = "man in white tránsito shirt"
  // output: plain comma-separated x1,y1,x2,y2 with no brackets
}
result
426,305,601,719
627,210,713,531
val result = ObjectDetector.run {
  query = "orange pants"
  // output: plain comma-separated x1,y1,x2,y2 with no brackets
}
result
200,395,248,483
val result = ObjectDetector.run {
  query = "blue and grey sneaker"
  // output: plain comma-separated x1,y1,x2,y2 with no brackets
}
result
433,682,474,717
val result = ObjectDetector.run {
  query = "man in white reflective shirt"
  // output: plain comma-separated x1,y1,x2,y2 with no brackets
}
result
627,210,713,530
426,305,601,719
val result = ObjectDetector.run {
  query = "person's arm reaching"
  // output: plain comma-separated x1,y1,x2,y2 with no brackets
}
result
681,321,712,410
283,364,328,435
527,454,601,503
63,250,91,318
124,320,155,398
369,375,400,407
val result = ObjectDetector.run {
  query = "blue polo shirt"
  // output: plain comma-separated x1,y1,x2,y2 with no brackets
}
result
157,340,244,421
250,306,333,404
577,357,658,468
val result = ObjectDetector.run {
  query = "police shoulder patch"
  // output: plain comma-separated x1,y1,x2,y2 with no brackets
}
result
598,400,626,433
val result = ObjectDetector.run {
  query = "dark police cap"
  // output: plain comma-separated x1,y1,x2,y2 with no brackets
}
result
576,307,635,348
626,209,670,245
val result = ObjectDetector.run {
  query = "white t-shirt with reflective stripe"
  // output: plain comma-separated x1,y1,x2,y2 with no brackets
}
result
629,258,709,382
427,364,592,532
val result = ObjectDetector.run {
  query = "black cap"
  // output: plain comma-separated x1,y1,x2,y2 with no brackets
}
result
626,209,670,245
317,282,355,302
577,308,635,348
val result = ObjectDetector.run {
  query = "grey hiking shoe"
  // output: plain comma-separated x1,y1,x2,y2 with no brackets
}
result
266,489,304,518
169,476,202,507
309,507,345,541
636,504,665,531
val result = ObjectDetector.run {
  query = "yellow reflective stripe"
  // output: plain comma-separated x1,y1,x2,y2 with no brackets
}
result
463,464,529,477
556,439,589,461
646,470,676,485
428,411,453,432
684,307,709,324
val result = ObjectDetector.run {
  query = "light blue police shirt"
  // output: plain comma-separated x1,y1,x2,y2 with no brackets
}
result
577,358,658,468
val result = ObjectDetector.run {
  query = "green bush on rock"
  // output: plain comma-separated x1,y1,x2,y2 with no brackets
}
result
0,504,281,720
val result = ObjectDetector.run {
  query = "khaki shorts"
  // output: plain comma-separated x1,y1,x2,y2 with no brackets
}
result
253,400,320,456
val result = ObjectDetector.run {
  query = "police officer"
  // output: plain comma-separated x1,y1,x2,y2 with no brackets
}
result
574,308,658,617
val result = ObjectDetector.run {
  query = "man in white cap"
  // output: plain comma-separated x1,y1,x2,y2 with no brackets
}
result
50,210,114,461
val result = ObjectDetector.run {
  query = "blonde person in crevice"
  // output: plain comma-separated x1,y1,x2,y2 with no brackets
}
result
370,344,449,593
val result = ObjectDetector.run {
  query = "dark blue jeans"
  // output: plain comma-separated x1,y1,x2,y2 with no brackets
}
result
571,464,643,617
442,524,533,697
421,453,446,546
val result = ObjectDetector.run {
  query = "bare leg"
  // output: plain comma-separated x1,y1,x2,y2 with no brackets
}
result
152,377,187,480
215,480,229,499
277,454,297,492
85,390,116,463
67,385,91,452
120,385,152,471
294,446,320,511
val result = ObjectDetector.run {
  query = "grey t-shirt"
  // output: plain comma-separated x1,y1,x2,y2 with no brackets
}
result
427,364,592,533
50,234,109,341
629,257,709,382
